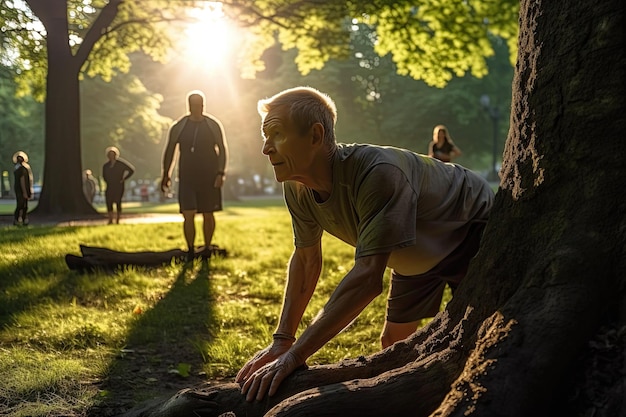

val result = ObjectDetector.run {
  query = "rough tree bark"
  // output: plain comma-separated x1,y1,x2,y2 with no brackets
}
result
122,0,625,416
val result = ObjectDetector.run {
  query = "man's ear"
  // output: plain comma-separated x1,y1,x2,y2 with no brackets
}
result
310,122,325,146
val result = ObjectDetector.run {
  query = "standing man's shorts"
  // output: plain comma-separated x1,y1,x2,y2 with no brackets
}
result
178,181,222,213
386,221,486,323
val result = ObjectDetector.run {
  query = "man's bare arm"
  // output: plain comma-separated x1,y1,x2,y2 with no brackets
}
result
241,252,390,401
236,242,322,384
290,252,389,361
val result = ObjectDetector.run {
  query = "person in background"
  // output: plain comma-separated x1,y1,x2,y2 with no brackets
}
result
12,151,33,226
161,90,228,261
235,86,493,402
428,124,462,162
83,169,98,204
102,146,134,224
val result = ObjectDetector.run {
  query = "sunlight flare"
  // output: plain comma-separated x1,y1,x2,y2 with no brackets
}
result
182,2,236,71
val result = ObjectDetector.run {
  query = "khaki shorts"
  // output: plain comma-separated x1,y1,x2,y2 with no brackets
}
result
386,221,486,323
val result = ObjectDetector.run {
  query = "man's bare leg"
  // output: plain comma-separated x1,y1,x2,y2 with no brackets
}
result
380,320,420,348
201,212,216,257
182,210,197,258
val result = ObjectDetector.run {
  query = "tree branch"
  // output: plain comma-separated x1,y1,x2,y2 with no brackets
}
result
74,0,123,66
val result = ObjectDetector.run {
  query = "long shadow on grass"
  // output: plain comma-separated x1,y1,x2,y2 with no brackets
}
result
0,223,82,245
0,226,85,326
90,260,219,416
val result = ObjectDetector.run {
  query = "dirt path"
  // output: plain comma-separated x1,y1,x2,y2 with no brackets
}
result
0,212,183,227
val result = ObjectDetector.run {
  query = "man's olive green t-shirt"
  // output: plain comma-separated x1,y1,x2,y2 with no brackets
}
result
284,143,494,275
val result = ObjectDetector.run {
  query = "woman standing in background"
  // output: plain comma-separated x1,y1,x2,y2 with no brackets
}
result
428,124,462,162
102,146,134,224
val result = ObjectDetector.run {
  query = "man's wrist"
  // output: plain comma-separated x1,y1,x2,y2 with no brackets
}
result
272,332,296,343
216,171,225,176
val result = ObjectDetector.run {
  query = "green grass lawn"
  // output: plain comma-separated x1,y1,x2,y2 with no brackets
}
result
1,198,441,416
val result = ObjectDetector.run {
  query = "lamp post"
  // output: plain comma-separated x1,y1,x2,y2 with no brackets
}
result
480,94,501,182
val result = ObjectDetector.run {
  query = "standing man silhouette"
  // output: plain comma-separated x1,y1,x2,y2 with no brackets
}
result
161,90,228,261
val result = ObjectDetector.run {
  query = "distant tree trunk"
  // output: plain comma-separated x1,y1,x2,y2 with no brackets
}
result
26,0,121,216
123,0,626,416
25,0,94,215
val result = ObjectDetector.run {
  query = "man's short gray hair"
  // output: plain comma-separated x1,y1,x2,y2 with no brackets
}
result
258,86,337,147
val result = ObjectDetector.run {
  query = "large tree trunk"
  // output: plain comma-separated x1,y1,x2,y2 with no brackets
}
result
25,0,122,216
26,0,96,216
122,0,626,416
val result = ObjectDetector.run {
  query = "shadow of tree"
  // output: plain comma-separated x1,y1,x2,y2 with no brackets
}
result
89,259,219,416
0,227,84,328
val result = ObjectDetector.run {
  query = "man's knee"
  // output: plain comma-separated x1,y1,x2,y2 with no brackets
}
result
380,321,419,349
380,331,396,349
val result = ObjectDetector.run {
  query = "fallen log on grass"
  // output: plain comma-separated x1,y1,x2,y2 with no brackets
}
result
65,244,227,272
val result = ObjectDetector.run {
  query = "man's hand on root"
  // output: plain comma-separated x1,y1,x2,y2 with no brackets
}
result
239,350,304,402
235,338,292,385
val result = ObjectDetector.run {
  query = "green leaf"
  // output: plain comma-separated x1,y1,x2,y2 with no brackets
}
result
176,362,191,377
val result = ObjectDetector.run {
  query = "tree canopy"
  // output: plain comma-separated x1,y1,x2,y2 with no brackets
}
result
1,0,180,99
1,0,519,95
227,0,518,86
